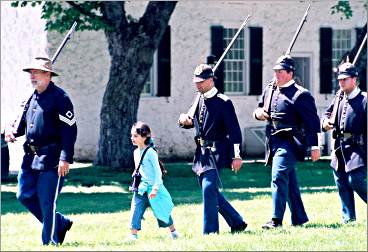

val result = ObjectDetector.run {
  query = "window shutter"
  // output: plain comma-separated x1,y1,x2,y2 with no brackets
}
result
249,27,263,95
356,26,367,91
157,25,171,97
320,27,333,94
211,26,224,93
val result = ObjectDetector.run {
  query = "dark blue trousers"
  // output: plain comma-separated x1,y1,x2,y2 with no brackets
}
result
17,167,71,245
270,137,308,225
198,169,245,234
332,166,367,223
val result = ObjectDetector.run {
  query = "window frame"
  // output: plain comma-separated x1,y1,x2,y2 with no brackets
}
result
141,50,158,97
222,27,250,96
331,28,356,92
292,53,313,92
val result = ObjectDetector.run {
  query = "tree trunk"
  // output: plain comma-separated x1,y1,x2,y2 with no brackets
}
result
95,2,177,169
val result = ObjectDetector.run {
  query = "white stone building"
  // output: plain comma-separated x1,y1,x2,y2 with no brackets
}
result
1,1,366,169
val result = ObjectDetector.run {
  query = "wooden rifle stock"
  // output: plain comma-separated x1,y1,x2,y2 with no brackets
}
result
329,89,343,125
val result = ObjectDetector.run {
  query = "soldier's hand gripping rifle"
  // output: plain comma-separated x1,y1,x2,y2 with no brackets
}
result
263,4,311,113
181,15,251,122
6,21,78,141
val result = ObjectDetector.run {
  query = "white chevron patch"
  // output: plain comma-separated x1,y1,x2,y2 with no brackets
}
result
59,114,76,126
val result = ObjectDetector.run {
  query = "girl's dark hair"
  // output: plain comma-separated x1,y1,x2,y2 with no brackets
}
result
132,121,153,145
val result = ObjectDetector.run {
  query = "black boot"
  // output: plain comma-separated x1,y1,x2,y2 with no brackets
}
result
231,222,248,233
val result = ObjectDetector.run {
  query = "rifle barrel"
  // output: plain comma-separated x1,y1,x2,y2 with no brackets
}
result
213,15,251,73
51,21,78,64
285,4,310,55
352,33,367,65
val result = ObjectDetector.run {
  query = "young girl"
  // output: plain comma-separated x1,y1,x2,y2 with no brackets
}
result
128,121,179,240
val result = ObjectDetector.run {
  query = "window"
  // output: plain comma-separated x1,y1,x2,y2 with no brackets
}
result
142,51,157,96
319,27,357,94
331,29,355,91
223,28,246,94
211,26,262,96
141,26,171,97
294,56,311,90
332,29,354,68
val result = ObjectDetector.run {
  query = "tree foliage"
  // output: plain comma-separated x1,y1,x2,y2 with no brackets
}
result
11,1,177,169
331,0,368,20
11,1,113,31
330,0,353,19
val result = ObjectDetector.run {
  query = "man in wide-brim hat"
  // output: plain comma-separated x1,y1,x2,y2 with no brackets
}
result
23,57,59,76
4,56,77,245
22,57,59,91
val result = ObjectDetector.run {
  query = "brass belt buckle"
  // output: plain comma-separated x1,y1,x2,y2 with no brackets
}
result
199,138,204,147
29,144,37,154
342,133,352,141
272,120,277,129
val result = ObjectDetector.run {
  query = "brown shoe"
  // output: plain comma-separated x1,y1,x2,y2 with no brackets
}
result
262,218,282,229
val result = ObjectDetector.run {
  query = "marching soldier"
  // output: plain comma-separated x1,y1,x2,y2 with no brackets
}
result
4,57,77,245
322,62,367,224
253,55,321,229
178,64,247,235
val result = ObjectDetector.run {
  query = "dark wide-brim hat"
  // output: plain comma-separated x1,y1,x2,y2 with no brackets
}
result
193,64,216,83
337,62,358,80
273,55,295,71
23,57,59,76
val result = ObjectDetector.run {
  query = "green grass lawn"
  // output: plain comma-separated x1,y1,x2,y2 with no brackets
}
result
1,160,367,251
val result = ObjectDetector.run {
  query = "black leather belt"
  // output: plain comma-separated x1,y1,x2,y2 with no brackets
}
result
271,121,296,131
195,137,221,147
334,132,364,144
340,133,353,139
25,143,59,155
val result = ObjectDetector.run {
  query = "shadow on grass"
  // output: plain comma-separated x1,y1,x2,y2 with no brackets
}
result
1,160,337,215
304,223,344,229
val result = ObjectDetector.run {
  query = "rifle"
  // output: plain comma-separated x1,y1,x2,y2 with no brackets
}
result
352,33,367,65
263,4,311,112
10,21,78,138
185,15,251,119
285,4,310,56
51,21,78,64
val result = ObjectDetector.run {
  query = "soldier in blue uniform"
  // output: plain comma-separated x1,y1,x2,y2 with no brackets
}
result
4,57,77,245
178,64,247,234
253,55,321,229
322,62,367,224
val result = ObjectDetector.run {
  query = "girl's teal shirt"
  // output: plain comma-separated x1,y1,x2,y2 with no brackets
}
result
133,146,174,223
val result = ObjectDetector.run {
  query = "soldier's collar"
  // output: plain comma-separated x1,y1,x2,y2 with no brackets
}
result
278,79,295,89
36,81,54,96
202,87,218,99
345,87,360,100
